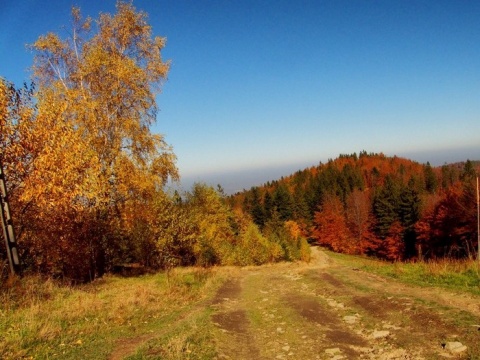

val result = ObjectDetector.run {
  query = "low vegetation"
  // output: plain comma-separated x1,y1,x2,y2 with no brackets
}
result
0,268,223,359
329,250,480,296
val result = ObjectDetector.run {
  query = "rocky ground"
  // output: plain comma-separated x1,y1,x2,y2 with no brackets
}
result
210,248,480,360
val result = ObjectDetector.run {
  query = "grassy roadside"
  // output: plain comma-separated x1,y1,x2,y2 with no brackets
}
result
0,268,225,360
327,250,480,296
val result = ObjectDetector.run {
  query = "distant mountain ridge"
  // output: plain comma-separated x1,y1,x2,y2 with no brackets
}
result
232,151,479,194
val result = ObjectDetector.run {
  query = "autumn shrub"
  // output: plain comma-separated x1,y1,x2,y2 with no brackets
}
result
185,183,236,266
229,223,282,266
124,219,160,268
149,184,309,269
284,220,312,262
261,218,310,262
152,194,198,269
16,207,110,282
194,237,228,267
299,237,312,262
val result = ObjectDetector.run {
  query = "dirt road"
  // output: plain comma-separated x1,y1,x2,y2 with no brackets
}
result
210,247,480,359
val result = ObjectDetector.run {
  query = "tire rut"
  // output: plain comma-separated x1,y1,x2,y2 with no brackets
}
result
284,293,368,358
211,276,264,359
300,257,480,359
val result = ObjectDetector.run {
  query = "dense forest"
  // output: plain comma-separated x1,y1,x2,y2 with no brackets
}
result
229,152,480,262
0,3,309,283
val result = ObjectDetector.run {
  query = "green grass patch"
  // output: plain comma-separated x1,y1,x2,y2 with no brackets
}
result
0,267,221,359
327,250,480,296
126,309,217,360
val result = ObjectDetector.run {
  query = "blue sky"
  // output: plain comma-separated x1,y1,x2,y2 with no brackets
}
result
1,1,479,193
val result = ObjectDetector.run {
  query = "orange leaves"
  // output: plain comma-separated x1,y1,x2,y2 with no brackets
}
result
345,189,372,254
378,221,405,261
1,80,37,187
414,181,478,259
312,196,353,254
285,220,302,240
0,80,8,123
312,191,376,256
15,90,98,211
32,33,67,53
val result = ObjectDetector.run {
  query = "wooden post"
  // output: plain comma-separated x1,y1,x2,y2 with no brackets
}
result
477,176,479,263
0,160,21,275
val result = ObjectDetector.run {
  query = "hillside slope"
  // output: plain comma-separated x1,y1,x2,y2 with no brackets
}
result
230,152,480,261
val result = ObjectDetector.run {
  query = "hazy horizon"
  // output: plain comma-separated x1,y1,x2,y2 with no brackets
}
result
177,145,480,194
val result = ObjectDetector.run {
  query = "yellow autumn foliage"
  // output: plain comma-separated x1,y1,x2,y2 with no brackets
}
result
2,3,309,281
2,2,177,281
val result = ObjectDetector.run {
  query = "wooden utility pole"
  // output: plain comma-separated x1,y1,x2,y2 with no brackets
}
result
0,159,21,275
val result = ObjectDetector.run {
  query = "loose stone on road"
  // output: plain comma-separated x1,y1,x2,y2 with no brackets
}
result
210,247,479,359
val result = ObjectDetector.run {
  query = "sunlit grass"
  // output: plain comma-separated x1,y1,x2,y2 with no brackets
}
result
328,250,480,296
0,268,221,360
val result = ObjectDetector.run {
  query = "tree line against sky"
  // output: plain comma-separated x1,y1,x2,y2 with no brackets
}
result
232,152,479,262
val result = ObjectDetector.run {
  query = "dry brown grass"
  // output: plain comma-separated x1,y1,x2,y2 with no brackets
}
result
422,257,480,276
0,267,221,359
